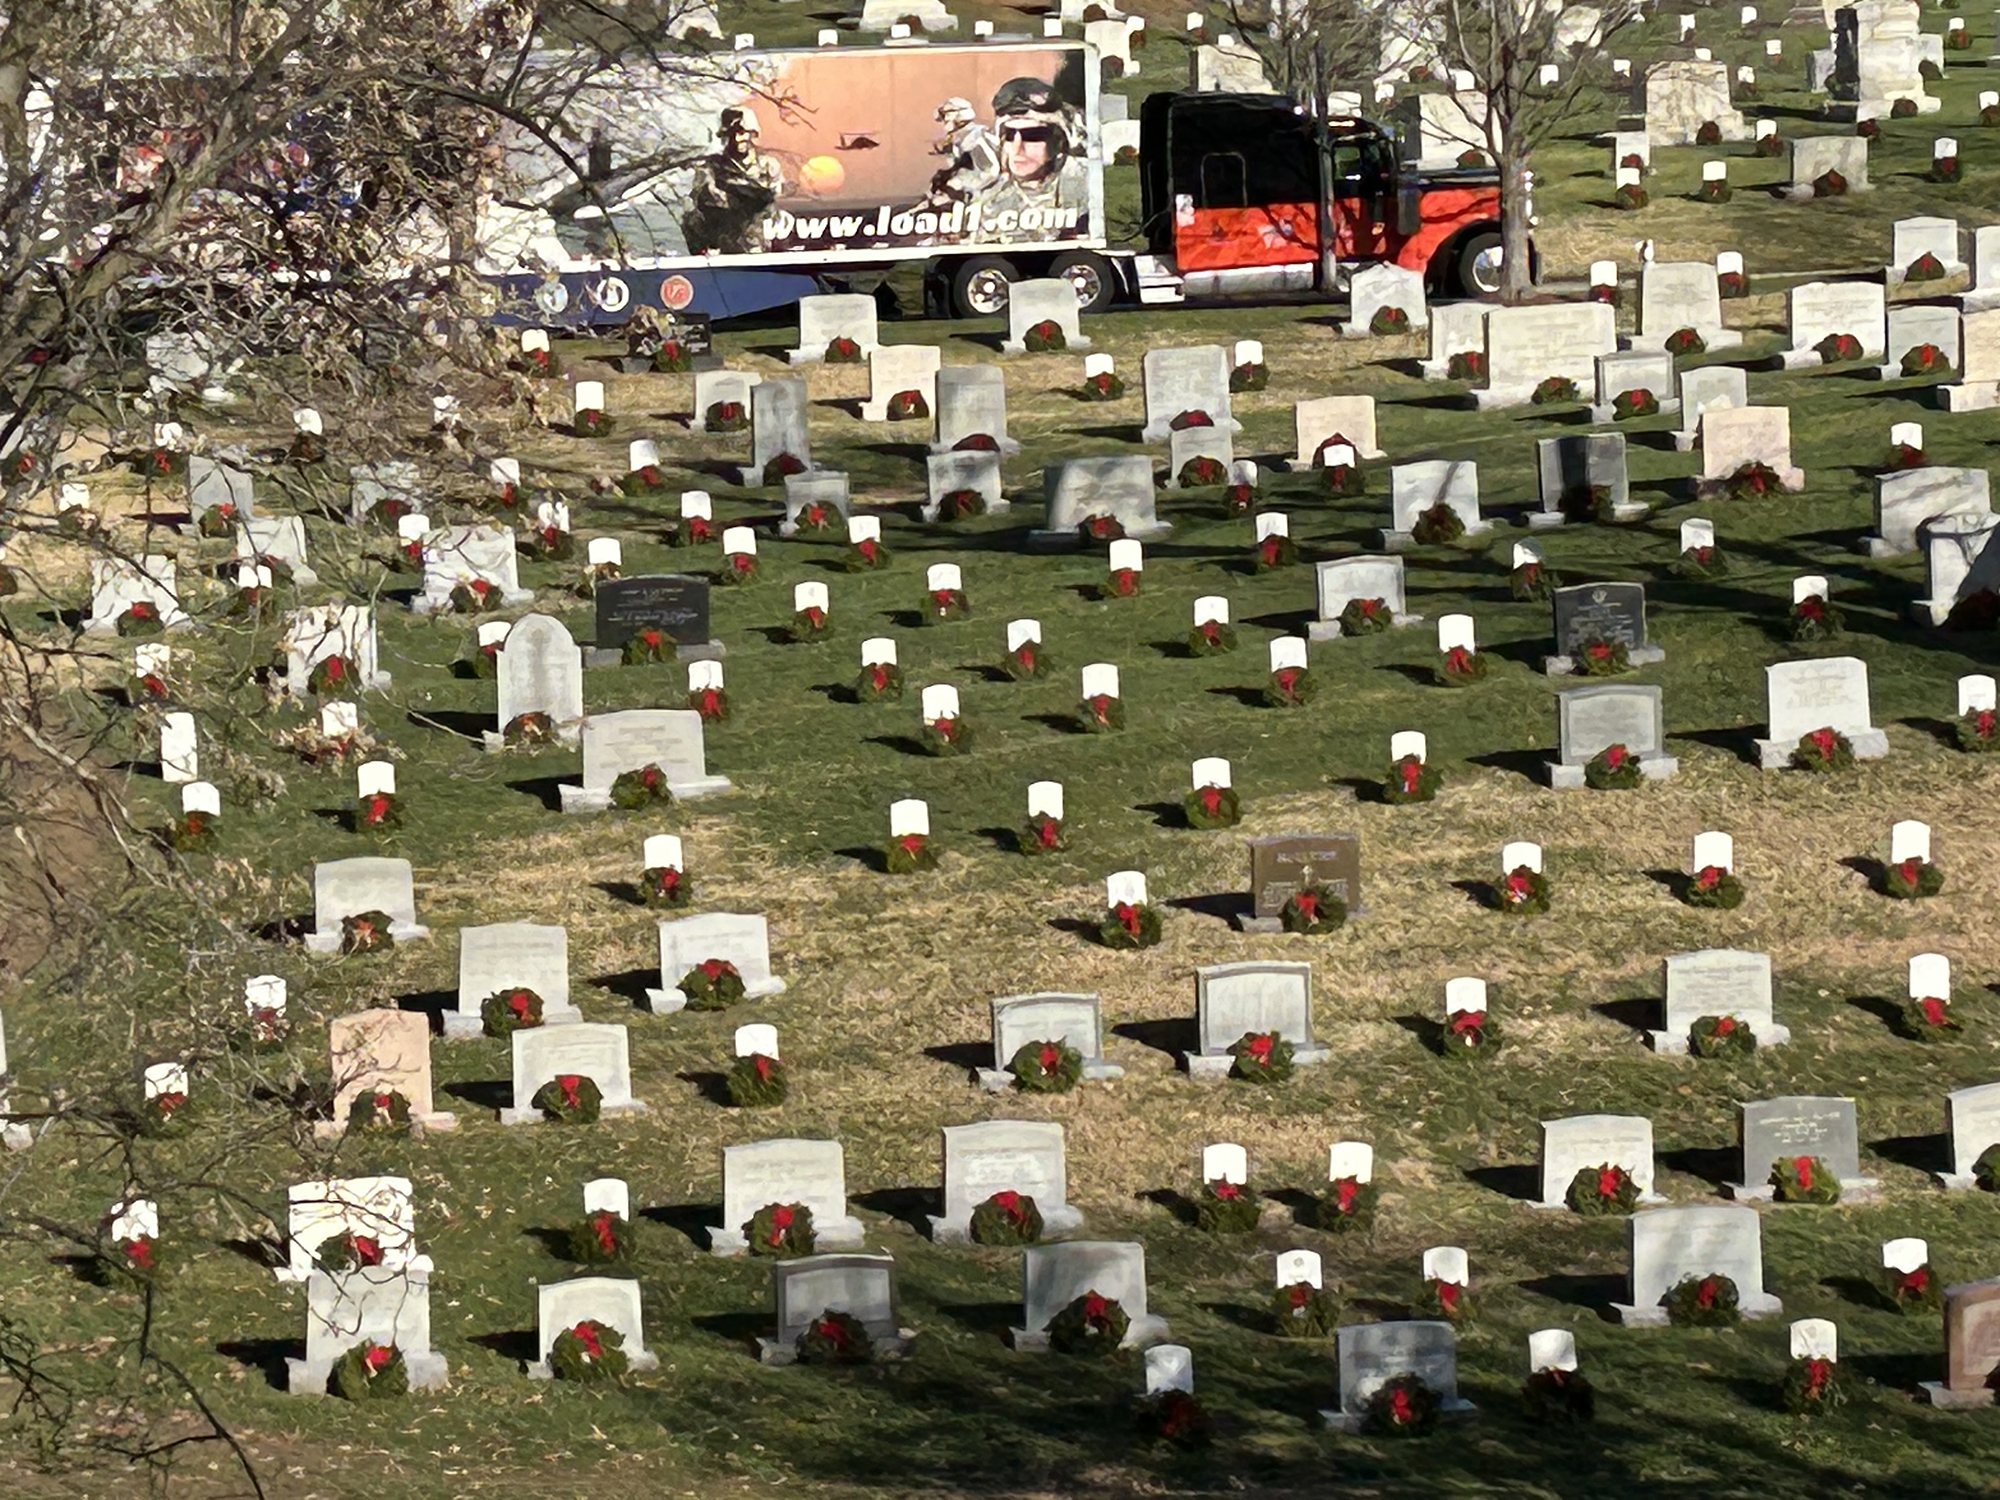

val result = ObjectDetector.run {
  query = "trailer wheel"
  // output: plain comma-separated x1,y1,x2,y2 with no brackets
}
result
1049,251,1115,314
1454,230,1505,298
949,256,1017,319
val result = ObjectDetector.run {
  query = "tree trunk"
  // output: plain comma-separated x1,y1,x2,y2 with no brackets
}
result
1499,144,1533,304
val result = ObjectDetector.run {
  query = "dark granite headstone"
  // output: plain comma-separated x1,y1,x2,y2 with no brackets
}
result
594,574,711,649
1249,833,1362,920
1552,582,1647,654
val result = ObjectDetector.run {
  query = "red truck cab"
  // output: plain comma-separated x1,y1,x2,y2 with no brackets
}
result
1137,91,1506,301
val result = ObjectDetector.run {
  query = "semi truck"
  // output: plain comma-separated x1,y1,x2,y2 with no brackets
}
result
478,39,1510,327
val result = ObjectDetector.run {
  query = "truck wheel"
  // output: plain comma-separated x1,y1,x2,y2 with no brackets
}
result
949,256,1017,319
1049,251,1115,314
1454,231,1504,298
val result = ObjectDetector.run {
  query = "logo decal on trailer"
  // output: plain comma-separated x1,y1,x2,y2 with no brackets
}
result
534,280,570,315
660,275,695,311
591,276,631,313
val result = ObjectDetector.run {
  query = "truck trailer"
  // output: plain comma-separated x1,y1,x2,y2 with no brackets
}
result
477,40,1509,327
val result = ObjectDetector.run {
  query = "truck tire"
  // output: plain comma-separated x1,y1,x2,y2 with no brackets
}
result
1453,230,1505,298
1049,251,1116,314
949,256,1017,319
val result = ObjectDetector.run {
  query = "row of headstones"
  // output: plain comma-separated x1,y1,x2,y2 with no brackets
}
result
97,1146,2000,1408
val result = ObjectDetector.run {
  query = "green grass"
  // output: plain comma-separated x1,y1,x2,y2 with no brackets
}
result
8,6,2000,1498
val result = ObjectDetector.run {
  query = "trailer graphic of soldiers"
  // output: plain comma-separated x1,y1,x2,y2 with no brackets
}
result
971,77,1088,242
924,96,998,209
681,105,786,254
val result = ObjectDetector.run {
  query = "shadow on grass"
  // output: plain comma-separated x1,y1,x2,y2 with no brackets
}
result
1139,1186,1199,1227
837,843,892,873
853,1186,934,1236
1450,878,1501,912
1465,1164,1542,1203
923,1041,990,1076
1169,890,1249,925
1846,993,1908,1037
1517,1272,1623,1321
934,1301,1018,1341
1593,996,1657,1037
469,1328,539,1370
216,1338,295,1391
1848,1349,1937,1395
1659,1144,1737,1189
1394,1012,1446,1056
1645,868,1688,899
676,1069,733,1107
1675,725,1760,765
1111,1017,1194,1063
441,1079,511,1112
1469,747,1549,784
590,966,656,1007
640,1201,717,1250
593,878,646,908
1204,685,1271,708
505,774,569,811
1867,1132,1949,1176
863,733,936,758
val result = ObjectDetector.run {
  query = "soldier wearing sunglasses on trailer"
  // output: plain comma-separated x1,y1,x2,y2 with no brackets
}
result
682,105,787,255
972,76,1087,241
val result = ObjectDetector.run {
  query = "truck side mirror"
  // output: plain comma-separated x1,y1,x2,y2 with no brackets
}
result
1397,181,1421,238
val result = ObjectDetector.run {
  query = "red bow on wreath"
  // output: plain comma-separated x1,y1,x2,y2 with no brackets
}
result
1435,1280,1462,1312
767,1205,794,1247
1197,786,1223,818
571,1321,602,1360
1293,892,1320,923
992,1190,1022,1217
555,1074,583,1109
1695,1278,1719,1310
1919,996,1949,1027
1333,1178,1360,1214
1274,667,1300,695
1400,760,1424,794
591,1212,619,1255
931,589,956,612
1791,1156,1815,1191
857,538,879,562
1112,901,1141,936
1898,1267,1929,1296
813,1315,852,1351
1896,857,1922,887
1037,1044,1062,1072
1808,728,1838,761
364,1345,396,1372
1597,1166,1625,1200
1244,1034,1274,1065
753,1054,775,1082
697,688,722,717
1602,744,1629,769
897,834,926,859
1389,1387,1414,1424
1695,865,1724,891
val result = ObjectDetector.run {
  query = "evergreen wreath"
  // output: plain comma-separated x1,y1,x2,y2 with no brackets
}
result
1689,1014,1756,1058
1440,1008,1499,1059
641,865,692,908
347,1089,412,1133
1099,900,1163,949
1683,865,1745,909
726,1052,788,1109
1229,1030,1296,1082
1383,756,1441,803
550,1319,629,1382
678,958,747,1011
1882,857,1944,900
1018,814,1065,855
1661,1273,1739,1326
1280,886,1345,934
481,987,544,1038
1409,501,1465,545
1770,1154,1842,1205
1779,1356,1844,1415
884,832,938,874
610,765,676,809
1046,1291,1128,1356
1900,993,1960,1041
1008,1038,1082,1093
1522,1368,1596,1424
340,909,395,955
1182,783,1241,829
1186,619,1237,655
744,1202,816,1256
1790,727,1853,772
1498,866,1549,915
1270,1280,1341,1338
1264,665,1314,707
1365,1374,1439,1436
532,1073,603,1123
1195,1178,1262,1235
1321,1176,1378,1232
566,1210,635,1265
1584,743,1644,790
969,1190,1044,1246
1574,638,1630,676
797,1309,874,1364
1567,1164,1640,1216
329,1343,408,1400
1338,596,1392,634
